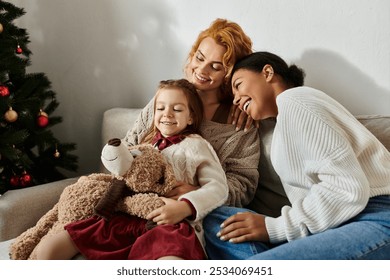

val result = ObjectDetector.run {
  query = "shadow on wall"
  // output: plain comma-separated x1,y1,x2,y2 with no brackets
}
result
297,49,390,116
23,0,183,176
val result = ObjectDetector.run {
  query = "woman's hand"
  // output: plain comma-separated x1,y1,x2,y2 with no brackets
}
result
165,181,199,200
228,105,259,132
217,212,269,243
146,198,192,225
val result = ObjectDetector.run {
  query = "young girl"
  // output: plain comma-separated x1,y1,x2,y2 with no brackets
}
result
35,79,228,260
204,51,390,259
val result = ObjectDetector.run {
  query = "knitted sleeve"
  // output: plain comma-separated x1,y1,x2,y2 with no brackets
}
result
201,123,260,207
178,136,229,221
224,129,260,207
266,140,370,243
123,98,154,146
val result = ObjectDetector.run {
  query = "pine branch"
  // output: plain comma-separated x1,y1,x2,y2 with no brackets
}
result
0,1,26,22
0,129,29,145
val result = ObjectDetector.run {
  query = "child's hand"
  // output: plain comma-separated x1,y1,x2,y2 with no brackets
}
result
146,198,192,225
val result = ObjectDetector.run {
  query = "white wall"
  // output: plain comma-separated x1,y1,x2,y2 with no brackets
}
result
12,0,390,176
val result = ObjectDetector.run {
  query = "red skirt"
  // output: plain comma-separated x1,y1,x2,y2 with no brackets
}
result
65,213,205,260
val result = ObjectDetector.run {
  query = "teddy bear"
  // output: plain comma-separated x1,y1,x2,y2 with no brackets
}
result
9,138,176,260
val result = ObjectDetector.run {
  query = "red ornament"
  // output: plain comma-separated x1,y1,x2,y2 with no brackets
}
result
0,85,10,97
10,175,20,187
16,45,23,54
37,110,49,127
20,172,32,187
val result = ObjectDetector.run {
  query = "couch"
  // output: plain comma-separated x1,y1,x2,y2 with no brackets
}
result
0,108,389,259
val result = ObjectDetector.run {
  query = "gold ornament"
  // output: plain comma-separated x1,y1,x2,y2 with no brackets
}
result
54,145,60,158
5,107,18,122
54,149,60,158
0,23,3,33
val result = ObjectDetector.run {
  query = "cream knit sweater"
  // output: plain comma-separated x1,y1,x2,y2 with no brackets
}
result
161,135,228,221
266,86,390,243
124,99,260,207
161,134,228,248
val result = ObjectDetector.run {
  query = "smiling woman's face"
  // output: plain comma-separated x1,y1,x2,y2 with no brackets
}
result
231,68,276,120
186,37,227,93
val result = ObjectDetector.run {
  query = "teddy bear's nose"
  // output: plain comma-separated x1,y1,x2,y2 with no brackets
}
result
107,138,121,147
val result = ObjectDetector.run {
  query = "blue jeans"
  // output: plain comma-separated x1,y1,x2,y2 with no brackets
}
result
203,195,390,260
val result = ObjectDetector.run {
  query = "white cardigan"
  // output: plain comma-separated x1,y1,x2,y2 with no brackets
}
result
160,134,228,248
266,86,390,243
161,134,228,221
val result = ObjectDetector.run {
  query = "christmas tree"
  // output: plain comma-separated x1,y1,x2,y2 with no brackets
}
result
0,1,78,195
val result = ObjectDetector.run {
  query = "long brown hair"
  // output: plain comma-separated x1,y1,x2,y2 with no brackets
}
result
185,18,253,101
141,79,204,144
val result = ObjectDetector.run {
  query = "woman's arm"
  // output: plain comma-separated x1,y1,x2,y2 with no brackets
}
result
202,123,260,207
178,137,229,221
225,128,260,207
266,143,370,244
123,98,154,146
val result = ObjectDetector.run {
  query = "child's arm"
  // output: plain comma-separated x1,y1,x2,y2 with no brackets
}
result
146,198,192,225
178,137,229,221
123,98,154,146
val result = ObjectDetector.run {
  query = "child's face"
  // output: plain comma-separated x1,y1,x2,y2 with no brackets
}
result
154,88,193,137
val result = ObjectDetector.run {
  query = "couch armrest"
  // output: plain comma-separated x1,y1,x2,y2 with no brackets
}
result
0,177,79,241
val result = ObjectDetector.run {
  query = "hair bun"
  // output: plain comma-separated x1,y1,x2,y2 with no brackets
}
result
287,64,305,87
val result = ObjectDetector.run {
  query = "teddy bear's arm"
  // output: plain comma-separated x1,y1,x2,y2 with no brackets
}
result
84,173,114,182
117,194,165,220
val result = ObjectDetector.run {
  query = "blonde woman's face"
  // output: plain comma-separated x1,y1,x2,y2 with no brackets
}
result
186,37,227,93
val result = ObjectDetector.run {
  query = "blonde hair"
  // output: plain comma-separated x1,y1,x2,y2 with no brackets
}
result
186,18,253,101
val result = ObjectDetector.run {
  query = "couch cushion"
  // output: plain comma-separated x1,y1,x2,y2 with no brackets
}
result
0,239,12,260
356,115,390,151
